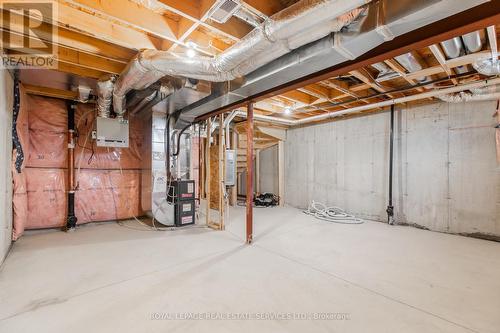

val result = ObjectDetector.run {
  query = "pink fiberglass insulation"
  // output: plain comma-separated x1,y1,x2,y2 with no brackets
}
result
12,88,144,239
12,85,29,240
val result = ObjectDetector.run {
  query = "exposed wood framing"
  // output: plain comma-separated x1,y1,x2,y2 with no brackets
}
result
205,118,211,227
23,84,79,100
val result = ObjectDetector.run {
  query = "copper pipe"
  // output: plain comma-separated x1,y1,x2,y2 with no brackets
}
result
66,102,78,230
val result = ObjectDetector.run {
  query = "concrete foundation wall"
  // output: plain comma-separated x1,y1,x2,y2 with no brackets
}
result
259,145,279,194
0,69,14,264
285,100,500,238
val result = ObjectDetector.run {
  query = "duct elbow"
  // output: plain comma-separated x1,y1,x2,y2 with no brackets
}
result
96,75,116,118
473,57,500,76
438,85,500,103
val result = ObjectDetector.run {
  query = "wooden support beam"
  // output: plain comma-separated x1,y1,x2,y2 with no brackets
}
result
3,31,126,74
487,25,498,60
246,102,254,244
55,3,166,50
205,118,211,226
23,84,79,100
4,54,106,78
62,0,178,42
1,9,136,62
218,114,225,230
384,58,425,92
429,44,458,84
231,130,238,206
200,137,205,200
349,69,397,98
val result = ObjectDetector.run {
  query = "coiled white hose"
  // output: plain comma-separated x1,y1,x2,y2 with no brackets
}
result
303,201,364,224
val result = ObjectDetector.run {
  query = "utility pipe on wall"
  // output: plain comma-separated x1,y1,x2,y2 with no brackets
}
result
246,102,254,244
386,104,395,225
66,102,78,231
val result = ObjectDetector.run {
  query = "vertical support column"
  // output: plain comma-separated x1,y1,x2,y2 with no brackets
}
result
255,150,260,194
246,103,254,244
205,118,211,226
199,125,204,201
66,102,78,231
230,130,238,206
386,104,395,225
278,140,285,207
219,115,225,230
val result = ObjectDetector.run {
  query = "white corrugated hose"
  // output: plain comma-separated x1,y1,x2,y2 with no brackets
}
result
303,201,364,224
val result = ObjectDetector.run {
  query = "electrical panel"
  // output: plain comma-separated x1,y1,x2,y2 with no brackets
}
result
225,149,236,186
95,117,129,148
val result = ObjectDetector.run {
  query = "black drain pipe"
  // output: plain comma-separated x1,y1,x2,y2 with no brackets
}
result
386,104,395,225
66,102,78,231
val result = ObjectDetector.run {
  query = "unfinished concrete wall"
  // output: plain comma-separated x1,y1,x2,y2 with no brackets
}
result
259,145,279,194
0,69,14,264
285,100,500,238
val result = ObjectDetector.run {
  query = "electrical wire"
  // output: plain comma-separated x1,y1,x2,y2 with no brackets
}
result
303,201,364,224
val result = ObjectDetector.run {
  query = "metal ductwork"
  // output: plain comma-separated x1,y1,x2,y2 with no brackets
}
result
440,31,485,74
462,30,485,53
394,53,426,82
96,75,115,118
129,78,185,115
440,37,464,59
111,0,370,116
233,7,264,28
473,57,500,76
372,62,399,82
440,36,469,74
176,0,488,126
438,84,500,103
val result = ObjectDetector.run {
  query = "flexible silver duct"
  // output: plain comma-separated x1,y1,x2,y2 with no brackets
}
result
111,0,369,116
473,57,500,76
96,76,115,118
438,87,500,103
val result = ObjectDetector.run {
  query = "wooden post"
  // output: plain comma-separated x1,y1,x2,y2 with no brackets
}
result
205,118,211,226
200,136,205,200
278,140,285,207
255,150,260,194
219,114,225,230
246,103,254,244
230,130,238,206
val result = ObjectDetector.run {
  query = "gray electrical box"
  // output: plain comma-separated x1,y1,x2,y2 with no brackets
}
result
225,149,236,186
96,117,129,148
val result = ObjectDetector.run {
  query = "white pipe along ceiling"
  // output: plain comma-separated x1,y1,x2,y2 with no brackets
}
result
95,0,494,126
233,77,500,126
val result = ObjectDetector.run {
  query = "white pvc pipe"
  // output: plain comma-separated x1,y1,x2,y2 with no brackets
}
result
234,77,500,126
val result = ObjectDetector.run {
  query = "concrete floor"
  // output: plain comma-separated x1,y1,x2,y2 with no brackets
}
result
1,206,499,333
